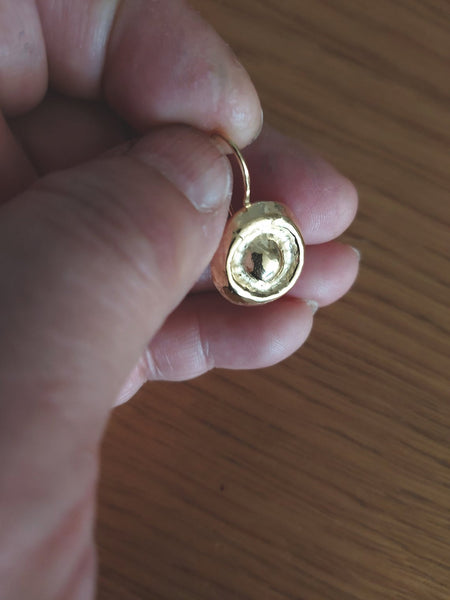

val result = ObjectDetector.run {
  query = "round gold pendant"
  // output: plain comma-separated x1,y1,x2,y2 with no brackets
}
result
211,136,305,306
211,201,304,305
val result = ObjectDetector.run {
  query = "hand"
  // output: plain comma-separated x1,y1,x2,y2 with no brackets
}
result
0,1,358,598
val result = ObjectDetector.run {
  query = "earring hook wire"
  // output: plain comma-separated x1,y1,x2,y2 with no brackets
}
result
214,134,251,209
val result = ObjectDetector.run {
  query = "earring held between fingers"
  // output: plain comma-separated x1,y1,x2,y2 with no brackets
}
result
211,135,305,306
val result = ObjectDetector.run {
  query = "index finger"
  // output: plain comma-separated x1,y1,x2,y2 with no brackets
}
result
2,0,262,146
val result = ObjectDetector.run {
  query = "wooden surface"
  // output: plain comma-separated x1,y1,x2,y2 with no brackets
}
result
97,2,450,599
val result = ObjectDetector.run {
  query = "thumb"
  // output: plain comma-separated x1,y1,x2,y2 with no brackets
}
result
0,126,231,598
0,125,232,400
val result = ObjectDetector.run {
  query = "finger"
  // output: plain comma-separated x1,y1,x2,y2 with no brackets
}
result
291,242,360,306
192,241,360,307
117,240,358,401
0,125,231,597
3,0,262,145
0,112,37,201
9,91,131,175
116,294,314,402
0,0,47,114
238,125,358,244
101,0,262,145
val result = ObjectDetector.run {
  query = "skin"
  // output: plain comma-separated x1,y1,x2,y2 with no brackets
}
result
0,1,359,598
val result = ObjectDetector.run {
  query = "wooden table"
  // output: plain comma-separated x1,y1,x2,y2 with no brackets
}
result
97,2,450,598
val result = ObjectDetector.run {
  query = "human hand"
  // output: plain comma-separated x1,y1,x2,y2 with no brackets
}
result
0,1,358,598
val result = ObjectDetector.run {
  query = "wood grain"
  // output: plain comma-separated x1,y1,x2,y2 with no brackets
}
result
97,1,450,598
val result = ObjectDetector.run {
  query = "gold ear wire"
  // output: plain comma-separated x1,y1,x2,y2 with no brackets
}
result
214,134,251,210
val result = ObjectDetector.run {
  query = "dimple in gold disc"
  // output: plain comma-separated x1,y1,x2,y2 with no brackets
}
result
211,201,304,306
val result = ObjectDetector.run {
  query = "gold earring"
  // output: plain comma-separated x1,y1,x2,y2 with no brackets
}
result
211,136,305,306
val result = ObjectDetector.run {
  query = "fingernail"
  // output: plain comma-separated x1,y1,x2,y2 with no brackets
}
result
130,127,233,213
351,246,361,260
305,299,319,315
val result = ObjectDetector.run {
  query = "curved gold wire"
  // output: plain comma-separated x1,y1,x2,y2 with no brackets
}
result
214,134,251,209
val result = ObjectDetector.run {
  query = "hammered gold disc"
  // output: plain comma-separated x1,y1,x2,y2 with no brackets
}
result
211,201,304,306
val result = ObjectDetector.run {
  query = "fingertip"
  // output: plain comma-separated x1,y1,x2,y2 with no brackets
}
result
217,62,263,147
103,1,262,147
292,241,360,306
300,170,359,244
128,126,233,213
244,126,358,244
333,174,359,236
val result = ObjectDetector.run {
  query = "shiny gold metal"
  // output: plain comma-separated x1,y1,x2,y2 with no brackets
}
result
211,136,305,306
219,137,251,209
